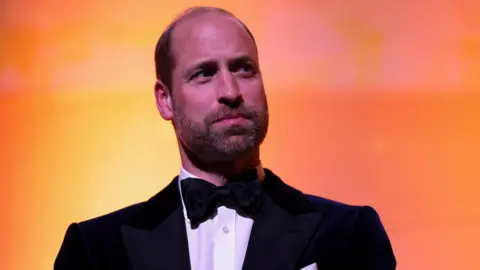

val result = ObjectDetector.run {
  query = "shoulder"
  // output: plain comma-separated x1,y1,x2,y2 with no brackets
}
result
55,201,147,267
263,169,367,220
77,202,145,234
300,195,395,267
76,178,181,234
264,169,379,223
304,193,393,256
305,193,358,210
304,193,381,228
305,193,363,216
61,202,147,252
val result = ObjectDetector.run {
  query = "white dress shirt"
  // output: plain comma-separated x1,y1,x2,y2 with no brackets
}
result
178,167,255,270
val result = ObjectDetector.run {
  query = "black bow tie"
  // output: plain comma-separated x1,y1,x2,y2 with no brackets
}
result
180,177,262,223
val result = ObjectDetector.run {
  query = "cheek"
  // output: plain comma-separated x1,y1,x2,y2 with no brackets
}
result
174,88,211,122
240,82,267,107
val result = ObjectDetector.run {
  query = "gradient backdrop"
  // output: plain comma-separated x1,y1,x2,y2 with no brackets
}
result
2,0,480,269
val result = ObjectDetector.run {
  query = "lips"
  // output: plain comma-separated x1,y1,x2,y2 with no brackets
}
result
213,114,249,124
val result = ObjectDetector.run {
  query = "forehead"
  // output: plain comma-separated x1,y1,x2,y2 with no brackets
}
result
171,12,258,66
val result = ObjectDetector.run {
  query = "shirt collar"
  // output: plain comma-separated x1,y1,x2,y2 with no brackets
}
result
177,166,197,223
178,165,199,181
178,164,265,183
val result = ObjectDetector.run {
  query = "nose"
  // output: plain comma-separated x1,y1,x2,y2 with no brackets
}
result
217,68,243,107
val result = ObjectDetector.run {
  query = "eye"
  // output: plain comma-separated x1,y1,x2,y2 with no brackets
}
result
233,62,257,78
190,67,217,83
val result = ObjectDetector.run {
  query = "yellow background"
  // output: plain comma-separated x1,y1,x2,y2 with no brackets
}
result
1,1,480,269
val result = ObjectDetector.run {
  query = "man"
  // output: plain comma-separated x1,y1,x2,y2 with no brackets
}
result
55,6,396,270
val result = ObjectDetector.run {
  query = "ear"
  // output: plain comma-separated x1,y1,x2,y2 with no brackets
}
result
154,80,173,121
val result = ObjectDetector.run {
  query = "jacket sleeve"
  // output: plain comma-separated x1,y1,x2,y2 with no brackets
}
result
343,206,397,269
54,223,94,270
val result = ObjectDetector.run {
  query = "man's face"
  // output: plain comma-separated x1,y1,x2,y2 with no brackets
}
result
168,13,269,161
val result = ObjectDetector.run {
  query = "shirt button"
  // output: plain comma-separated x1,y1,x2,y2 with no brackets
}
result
222,226,229,234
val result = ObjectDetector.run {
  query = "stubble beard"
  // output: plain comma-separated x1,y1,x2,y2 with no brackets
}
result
173,104,269,163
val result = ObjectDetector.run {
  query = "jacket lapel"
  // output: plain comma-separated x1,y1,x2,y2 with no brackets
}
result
121,178,191,270
242,170,324,270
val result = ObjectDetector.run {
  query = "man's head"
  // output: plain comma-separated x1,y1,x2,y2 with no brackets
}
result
154,7,269,163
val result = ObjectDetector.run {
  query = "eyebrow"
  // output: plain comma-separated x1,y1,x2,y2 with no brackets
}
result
183,55,257,79
183,60,216,80
227,55,256,66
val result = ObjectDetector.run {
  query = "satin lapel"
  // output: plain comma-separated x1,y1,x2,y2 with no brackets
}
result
242,170,324,270
121,178,191,270
242,195,322,270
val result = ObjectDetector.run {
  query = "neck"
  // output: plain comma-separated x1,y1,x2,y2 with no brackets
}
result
179,147,264,186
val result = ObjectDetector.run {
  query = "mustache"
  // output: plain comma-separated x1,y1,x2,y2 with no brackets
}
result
206,106,254,124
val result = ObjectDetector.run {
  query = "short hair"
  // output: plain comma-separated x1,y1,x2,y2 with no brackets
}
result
154,6,257,92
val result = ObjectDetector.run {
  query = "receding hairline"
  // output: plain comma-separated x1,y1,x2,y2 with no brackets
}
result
170,6,256,45
175,6,234,21
172,7,246,31
154,6,257,86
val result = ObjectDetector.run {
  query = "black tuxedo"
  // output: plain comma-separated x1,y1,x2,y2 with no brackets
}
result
55,169,396,270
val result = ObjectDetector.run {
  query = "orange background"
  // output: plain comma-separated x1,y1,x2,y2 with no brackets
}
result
1,1,480,269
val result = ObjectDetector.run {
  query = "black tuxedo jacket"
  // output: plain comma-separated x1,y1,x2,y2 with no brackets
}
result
55,169,396,270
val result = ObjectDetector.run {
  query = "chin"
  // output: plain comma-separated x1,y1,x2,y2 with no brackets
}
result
220,139,256,154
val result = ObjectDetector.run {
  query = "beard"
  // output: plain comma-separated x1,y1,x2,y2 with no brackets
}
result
172,102,269,162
